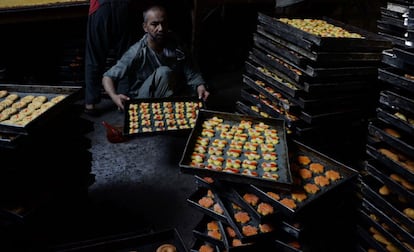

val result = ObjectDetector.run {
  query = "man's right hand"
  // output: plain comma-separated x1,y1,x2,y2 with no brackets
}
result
111,94,130,111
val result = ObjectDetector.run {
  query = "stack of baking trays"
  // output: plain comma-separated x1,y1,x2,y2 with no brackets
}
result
179,109,359,251
357,28,414,251
377,1,414,48
236,12,392,160
57,39,85,86
0,83,94,246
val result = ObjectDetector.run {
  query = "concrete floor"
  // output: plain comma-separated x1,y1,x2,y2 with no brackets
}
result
43,69,245,251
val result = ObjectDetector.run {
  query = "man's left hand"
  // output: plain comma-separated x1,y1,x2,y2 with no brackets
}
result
197,84,210,101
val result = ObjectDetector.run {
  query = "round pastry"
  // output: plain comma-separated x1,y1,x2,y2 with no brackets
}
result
156,243,177,252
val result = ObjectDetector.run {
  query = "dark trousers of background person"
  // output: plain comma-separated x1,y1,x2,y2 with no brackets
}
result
84,0,138,108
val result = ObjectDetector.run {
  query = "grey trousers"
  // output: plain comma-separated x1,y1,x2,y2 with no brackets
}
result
133,66,176,99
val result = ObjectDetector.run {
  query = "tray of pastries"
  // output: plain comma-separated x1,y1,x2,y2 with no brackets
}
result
250,140,358,218
123,96,203,136
179,109,292,190
0,84,81,135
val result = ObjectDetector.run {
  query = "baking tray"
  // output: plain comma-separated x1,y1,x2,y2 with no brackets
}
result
356,225,386,252
192,215,227,249
239,88,300,126
242,74,299,114
219,193,277,243
274,233,303,252
299,107,364,125
257,13,392,51
381,6,406,19
187,186,230,224
0,0,88,13
366,160,414,205
377,19,407,38
235,100,263,119
361,175,414,233
255,27,382,67
394,47,414,66
180,109,293,190
379,89,414,115
366,141,414,183
253,32,307,68
190,239,221,252
361,196,414,249
252,46,379,81
358,206,409,252
250,139,358,218
0,132,24,149
378,30,411,48
376,106,414,136
0,84,82,135
123,96,203,136
54,228,188,252
368,119,414,159
382,49,414,74
220,221,260,251
220,181,281,223
378,66,414,94
246,56,302,97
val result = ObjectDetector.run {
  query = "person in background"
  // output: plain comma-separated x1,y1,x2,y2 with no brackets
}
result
102,4,209,111
84,0,139,116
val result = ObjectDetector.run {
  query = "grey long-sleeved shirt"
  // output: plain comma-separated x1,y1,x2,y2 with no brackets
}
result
103,32,205,98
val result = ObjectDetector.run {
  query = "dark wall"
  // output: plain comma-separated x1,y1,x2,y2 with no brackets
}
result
0,0,389,85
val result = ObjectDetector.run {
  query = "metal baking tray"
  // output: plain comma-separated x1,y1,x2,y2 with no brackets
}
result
246,57,302,98
187,186,230,224
192,215,227,249
358,206,409,252
381,6,406,19
235,100,263,119
123,96,203,136
382,49,414,74
0,132,23,149
220,181,281,223
299,107,364,125
0,0,88,13
220,221,260,251
274,233,303,252
366,141,414,183
219,193,277,243
257,13,392,51
179,109,293,190
356,225,386,252
250,139,358,218
368,120,414,159
361,175,414,233
376,106,414,136
379,67,414,94
361,196,414,249
253,32,306,68
378,30,412,48
394,47,414,66
379,89,414,115
252,46,379,81
190,239,221,252
242,74,299,114
366,160,414,204
255,27,382,67
239,88,300,127
54,228,188,252
0,84,82,135
377,19,407,38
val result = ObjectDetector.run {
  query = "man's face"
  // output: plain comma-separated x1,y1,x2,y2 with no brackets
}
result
143,9,168,44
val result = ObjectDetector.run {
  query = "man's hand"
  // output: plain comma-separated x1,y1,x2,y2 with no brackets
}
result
111,94,130,111
197,84,210,101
